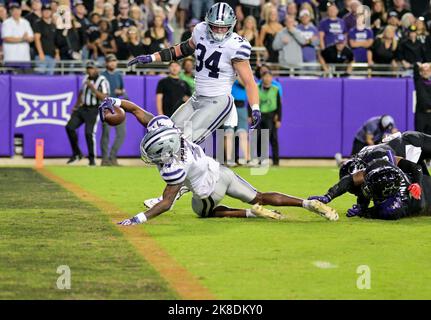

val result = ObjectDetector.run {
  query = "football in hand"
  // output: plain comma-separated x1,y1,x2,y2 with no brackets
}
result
104,106,126,126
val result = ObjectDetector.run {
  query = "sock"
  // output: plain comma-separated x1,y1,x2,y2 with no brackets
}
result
246,209,256,218
302,200,311,209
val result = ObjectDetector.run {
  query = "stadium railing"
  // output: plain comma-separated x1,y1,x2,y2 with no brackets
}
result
0,47,410,78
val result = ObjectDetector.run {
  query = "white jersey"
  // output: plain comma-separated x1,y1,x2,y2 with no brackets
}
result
191,22,251,97
157,138,220,199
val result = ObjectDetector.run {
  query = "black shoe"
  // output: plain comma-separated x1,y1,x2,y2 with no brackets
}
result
67,154,82,164
89,159,96,166
101,159,111,166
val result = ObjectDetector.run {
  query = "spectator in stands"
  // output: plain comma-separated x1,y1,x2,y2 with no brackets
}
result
129,4,146,34
422,3,431,31
239,0,261,23
343,0,361,31
351,115,397,155
256,63,283,94
400,12,416,37
319,2,347,50
50,0,59,17
1,3,34,64
413,62,431,136
156,61,191,117
112,2,135,36
348,5,374,63
299,2,316,23
297,9,319,63
126,25,147,59
66,61,109,166
93,0,105,16
318,34,354,75
411,1,429,18
94,19,117,63
192,0,214,20
181,18,199,42
34,4,58,75
391,0,410,20
103,3,116,23
180,57,195,93
259,6,283,63
371,0,388,36
416,16,429,44
144,14,169,54
398,25,424,70
0,3,8,60
55,16,86,61
101,54,126,166
225,78,250,167
367,25,398,66
25,0,42,30
74,1,90,29
239,15,259,46
86,12,101,60
286,1,298,18
338,0,352,18
257,69,281,166
273,14,307,68
387,10,403,40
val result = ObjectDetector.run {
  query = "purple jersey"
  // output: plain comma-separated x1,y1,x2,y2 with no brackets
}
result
348,27,374,62
297,23,319,62
319,18,347,47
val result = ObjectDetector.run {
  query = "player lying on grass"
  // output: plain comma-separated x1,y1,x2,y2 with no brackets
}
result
309,148,430,219
99,97,339,224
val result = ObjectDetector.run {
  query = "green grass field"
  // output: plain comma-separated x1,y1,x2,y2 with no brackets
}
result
1,166,431,299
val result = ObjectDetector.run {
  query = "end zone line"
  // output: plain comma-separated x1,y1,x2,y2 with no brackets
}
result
38,168,215,300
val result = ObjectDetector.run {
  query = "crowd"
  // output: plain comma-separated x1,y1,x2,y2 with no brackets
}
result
1,0,431,74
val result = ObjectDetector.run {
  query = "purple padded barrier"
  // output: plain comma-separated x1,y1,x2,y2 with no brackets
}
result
406,78,415,131
11,75,78,157
0,75,11,156
277,78,343,157
341,78,408,156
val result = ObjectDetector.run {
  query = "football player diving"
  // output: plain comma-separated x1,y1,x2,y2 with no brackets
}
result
98,97,339,225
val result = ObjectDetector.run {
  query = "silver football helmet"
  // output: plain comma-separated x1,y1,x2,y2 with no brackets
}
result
205,2,236,42
140,126,181,164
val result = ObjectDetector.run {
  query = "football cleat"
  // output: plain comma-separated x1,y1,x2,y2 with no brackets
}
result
251,204,285,220
306,200,339,221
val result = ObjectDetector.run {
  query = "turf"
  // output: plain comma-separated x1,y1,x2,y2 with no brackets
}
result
0,168,177,299
47,165,431,300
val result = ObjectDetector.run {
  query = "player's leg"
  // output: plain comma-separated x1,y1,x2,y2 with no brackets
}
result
170,95,195,135
65,108,84,163
83,107,99,165
224,126,236,166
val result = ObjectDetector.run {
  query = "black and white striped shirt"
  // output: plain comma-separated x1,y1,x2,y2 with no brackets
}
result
82,74,110,107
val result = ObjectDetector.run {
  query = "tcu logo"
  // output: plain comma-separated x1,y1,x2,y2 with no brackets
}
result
15,92,74,127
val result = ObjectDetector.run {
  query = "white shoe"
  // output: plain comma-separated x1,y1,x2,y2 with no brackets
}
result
247,159,260,167
306,200,339,221
144,196,162,209
251,204,284,220
334,153,343,167
238,158,247,165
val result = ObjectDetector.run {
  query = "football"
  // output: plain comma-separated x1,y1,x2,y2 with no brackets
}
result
104,106,126,126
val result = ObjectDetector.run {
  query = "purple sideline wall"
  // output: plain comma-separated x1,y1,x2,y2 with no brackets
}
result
0,75,11,156
341,78,410,156
1,75,416,158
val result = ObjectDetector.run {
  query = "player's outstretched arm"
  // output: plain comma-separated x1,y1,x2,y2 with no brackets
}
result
128,38,196,66
233,59,261,129
98,97,154,127
118,184,182,226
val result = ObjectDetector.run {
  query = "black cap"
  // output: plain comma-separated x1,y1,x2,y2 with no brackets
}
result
42,3,51,11
86,61,97,69
105,54,117,62
8,2,21,10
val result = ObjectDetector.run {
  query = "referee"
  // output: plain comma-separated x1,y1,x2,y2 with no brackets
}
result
66,61,110,166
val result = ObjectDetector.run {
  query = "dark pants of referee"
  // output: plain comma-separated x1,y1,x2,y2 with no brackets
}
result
257,112,279,165
66,106,99,162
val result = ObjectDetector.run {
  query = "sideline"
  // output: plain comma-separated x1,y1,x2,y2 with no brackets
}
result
37,168,215,300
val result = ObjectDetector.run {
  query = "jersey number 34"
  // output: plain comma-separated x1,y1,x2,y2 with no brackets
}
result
195,43,222,79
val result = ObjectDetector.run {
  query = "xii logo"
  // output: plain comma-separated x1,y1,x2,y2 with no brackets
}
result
15,92,74,127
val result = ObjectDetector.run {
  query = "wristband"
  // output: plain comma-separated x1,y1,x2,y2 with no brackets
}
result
135,212,148,224
112,98,122,107
251,104,260,111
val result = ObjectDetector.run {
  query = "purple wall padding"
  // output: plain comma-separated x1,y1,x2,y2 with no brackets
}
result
0,75,11,156
278,78,343,157
11,75,78,157
341,78,409,156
